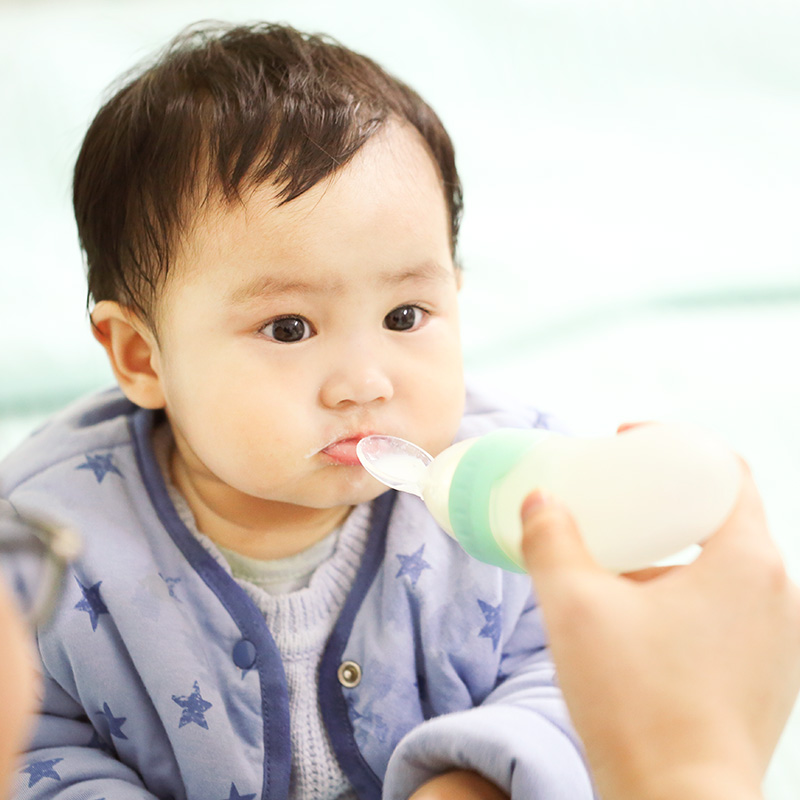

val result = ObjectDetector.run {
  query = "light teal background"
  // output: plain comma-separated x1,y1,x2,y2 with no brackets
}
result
1,0,798,795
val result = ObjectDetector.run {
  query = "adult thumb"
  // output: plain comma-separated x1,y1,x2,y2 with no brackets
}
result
520,491,601,581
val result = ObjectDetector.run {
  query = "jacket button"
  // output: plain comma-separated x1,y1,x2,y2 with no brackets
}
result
337,660,362,688
233,639,257,670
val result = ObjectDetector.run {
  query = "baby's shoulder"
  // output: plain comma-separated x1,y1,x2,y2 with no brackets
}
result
459,384,563,440
0,387,140,495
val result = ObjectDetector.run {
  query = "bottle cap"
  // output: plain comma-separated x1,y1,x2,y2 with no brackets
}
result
448,428,550,573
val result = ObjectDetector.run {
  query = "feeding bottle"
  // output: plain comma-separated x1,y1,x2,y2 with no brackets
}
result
357,424,742,574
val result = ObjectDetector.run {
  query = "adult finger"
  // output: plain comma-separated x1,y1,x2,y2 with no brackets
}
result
520,490,601,581
615,420,656,434
695,460,771,562
621,565,679,583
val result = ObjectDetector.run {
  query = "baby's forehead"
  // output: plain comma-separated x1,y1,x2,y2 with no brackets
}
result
186,123,444,245
177,178,299,268
154,127,453,315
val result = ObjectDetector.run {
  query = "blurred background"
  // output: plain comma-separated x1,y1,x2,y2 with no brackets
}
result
1,0,798,794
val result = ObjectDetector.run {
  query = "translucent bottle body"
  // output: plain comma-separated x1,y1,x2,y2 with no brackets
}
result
422,424,742,574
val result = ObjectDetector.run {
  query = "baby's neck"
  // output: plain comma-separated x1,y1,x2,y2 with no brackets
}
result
183,490,351,560
165,439,351,561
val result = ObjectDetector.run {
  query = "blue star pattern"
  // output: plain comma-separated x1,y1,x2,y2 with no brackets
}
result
172,681,213,729
222,783,256,800
477,599,503,651
74,578,109,631
87,730,113,753
159,573,182,601
533,410,556,430
372,714,389,744
350,707,389,743
131,572,185,621
96,702,128,739
395,544,432,586
12,570,30,606
76,452,124,483
131,577,164,621
20,758,63,788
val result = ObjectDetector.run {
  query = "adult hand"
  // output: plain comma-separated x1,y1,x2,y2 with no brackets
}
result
520,463,800,800
407,769,507,800
0,576,38,798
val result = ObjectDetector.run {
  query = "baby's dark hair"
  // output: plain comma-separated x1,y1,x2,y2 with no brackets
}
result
74,21,463,325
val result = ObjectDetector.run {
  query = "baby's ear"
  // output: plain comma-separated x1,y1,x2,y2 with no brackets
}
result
91,301,166,409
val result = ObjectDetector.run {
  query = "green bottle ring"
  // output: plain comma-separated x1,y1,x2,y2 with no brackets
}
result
448,428,550,574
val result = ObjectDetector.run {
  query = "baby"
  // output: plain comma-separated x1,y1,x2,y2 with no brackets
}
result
1,22,594,800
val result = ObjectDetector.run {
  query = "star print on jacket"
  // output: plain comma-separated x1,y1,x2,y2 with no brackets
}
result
350,708,389,743
12,570,29,606
87,730,113,754
74,577,109,631
76,452,123,483
222,783,256,800
395,544,432,586
477,599,503,651
20,758,63,788
159,573,182,600
172,681,213,729
96,702,128,739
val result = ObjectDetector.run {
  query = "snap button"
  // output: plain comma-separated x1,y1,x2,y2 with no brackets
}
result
232,639,257,670
337,660,362,688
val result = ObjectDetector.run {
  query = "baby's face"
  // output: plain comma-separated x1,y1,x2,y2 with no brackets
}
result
152,123,464,520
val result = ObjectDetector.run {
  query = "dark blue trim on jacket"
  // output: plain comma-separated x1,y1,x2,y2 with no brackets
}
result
319,490,396,800
129,408,292,800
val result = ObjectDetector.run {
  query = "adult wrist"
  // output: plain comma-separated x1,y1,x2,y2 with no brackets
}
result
600,762,763,800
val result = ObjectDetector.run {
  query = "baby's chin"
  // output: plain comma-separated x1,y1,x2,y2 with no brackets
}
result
242,469,391,512
308,469,393,510
335,472,391,504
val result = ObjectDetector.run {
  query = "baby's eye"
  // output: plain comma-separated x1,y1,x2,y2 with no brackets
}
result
384,305,426,332
260,316,314,343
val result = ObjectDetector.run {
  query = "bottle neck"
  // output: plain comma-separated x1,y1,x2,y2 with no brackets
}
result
446,428,552,573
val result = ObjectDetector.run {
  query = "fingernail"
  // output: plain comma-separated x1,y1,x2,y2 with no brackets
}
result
521,490,551,521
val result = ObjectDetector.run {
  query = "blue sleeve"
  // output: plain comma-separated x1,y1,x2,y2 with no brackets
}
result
13,672,160,800
381,596,596,799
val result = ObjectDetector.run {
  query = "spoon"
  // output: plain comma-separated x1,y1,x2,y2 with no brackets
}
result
356,435,433,498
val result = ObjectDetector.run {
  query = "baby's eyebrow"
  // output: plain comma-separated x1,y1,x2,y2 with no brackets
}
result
383,260,452,287
227,275,318,304
226,260,452,305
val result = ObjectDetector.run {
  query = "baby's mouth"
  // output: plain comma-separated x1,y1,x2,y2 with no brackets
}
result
318,433,375,466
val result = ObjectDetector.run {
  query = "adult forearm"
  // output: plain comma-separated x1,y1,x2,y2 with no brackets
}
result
612,765,763,800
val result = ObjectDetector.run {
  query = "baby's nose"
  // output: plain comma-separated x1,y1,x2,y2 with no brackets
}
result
319,353,394,409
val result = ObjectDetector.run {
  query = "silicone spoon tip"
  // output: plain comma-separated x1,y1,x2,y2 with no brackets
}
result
356,435,433,498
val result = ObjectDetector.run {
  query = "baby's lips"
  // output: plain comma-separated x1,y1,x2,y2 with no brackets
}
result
321,433,377,466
